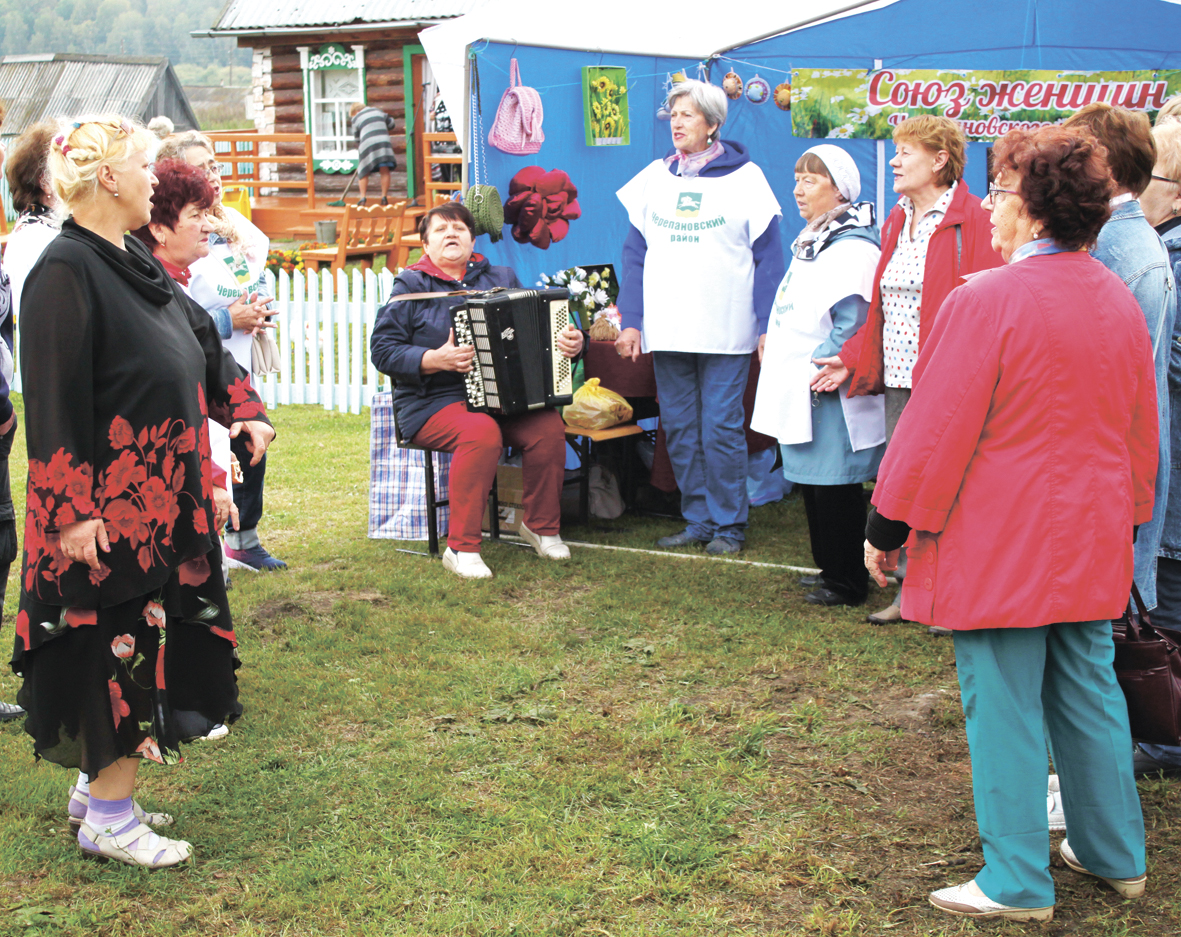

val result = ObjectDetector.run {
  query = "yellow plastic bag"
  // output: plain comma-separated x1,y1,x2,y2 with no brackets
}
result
563,377,633,431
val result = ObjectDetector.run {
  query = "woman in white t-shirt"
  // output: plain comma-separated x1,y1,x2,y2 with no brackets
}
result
615,80,784,555
156,131,286,572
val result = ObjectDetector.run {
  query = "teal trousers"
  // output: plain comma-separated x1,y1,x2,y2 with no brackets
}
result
953,620,1145,908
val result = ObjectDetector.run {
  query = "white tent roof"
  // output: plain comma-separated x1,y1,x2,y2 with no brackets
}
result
419,0,886,150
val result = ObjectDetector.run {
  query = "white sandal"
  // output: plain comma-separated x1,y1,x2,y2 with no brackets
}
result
78,820,192,868
68,785,174,829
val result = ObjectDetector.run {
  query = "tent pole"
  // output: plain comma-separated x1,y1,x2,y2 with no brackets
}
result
462,48,471,196
874,58,885,226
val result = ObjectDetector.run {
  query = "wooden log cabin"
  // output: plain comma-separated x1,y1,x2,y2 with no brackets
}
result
194,0,477,237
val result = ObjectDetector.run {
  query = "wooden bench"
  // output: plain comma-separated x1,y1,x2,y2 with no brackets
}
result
302,201,417,273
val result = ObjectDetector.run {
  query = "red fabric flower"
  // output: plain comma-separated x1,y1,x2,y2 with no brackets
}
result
210,624,238,645
197,384,208,417
503,167,581,249
174,427,197,454
108,416,135,449
140,477,177,527
64,608,97,627
108,680,129,729
143,600,166,628
231,401,266,421
111,634,135,659
46,449,75,494
136,736,164,763
88,562,111,586
179,553,210,586
15,610,29,651
103,499,150,547
228,377,255,405
102,449,146,500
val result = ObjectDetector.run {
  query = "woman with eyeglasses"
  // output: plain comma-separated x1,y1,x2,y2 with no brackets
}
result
155,131,285,573
1127,119,1181,777
866,125,1155,921
14,116,273,868
1062,104,1176,616
810,115,1002,628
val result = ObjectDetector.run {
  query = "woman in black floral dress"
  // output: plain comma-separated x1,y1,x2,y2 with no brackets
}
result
12,116,274,868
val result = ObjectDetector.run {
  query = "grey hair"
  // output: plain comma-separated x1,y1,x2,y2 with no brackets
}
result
146,115,174,140
666,79,727,142
155,129,215,162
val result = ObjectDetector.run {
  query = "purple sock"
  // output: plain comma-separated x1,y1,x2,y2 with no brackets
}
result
78,795,135,848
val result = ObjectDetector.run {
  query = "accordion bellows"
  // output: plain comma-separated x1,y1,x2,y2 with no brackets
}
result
450,288,575,416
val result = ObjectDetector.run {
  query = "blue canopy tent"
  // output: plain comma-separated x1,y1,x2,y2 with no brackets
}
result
450,0,1181,290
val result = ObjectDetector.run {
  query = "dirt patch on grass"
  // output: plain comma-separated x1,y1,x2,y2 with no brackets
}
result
250,590,389,625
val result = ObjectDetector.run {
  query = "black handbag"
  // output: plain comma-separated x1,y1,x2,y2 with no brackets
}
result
1112,583,1181,746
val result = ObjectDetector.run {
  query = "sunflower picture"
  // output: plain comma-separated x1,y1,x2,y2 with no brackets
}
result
583,65,629,146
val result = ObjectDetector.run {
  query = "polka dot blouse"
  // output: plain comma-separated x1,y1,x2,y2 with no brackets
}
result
881,182,958,389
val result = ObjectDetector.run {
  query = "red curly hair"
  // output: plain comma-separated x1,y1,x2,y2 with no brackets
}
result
129,159,215,250
991,126,1112,251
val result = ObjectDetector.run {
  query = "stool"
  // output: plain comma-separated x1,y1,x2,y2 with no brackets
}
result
563,423,645,526
394,406,499,559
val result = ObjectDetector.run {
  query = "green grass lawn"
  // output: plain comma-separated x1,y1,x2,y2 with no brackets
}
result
0,400,1178,936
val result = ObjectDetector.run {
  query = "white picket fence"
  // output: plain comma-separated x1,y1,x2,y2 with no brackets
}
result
10,266,396,410
255,267,394,414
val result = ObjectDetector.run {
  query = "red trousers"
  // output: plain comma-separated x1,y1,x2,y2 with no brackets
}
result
413,401,566,552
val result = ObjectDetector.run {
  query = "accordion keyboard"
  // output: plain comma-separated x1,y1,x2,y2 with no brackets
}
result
452,307,488,408
550,299,573,397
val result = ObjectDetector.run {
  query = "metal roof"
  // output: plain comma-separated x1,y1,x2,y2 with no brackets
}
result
0,54,198,137
209,0,481,32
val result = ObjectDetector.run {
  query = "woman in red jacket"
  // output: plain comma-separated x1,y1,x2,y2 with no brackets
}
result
811,116,1002,626
866,127,1156,921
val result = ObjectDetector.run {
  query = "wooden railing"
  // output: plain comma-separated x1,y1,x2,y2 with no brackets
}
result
204,131,317,208
421,132,463,206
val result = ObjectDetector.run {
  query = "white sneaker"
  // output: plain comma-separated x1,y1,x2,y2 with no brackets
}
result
519,522,570,560
1047,774,1066,832
442,547,493,579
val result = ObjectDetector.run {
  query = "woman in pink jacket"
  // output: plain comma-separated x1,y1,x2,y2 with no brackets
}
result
865,126,1158,920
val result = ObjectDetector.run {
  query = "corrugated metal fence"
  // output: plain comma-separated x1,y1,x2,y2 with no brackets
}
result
14,266,396,410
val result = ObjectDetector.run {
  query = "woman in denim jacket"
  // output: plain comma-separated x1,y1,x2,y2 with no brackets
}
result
1129,119,1181,776
1064,104,1177,612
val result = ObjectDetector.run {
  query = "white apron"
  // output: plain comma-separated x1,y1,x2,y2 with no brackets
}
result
752,236,885,451
188,205,271,373
616,158,780,354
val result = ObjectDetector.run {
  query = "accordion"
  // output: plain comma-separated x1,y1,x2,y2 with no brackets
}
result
450,288,575,416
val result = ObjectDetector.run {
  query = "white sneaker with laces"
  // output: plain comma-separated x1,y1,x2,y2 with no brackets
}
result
929,879,1053,921
442,547,493,579
1047,774,1066,831
519,522,570,560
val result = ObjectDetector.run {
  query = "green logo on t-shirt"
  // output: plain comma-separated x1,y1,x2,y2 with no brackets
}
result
675,193,702,218
223,253,251,285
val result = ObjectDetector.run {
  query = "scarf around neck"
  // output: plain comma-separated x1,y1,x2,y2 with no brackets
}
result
791,201,877,260
664,141,724,179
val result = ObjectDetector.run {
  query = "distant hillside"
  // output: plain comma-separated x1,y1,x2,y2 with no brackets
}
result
0,0,248,68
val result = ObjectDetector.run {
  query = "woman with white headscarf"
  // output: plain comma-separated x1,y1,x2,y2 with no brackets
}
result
752,145,884,607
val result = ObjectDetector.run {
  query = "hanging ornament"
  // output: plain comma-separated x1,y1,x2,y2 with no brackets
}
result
746,75,770,105
774,82,792,111
670,70,688,84
722,71,743,100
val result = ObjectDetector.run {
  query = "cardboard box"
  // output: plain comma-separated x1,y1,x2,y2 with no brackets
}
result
482,465,525,534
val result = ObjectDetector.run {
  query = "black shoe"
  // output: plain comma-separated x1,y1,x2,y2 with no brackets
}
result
656,529,709,549
380,196,389,206
804,586,865,607
799,573,822,587
1133,744,1181,777
356,198,368,207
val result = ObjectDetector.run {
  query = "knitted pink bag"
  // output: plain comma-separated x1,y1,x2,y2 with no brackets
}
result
488,58,544,155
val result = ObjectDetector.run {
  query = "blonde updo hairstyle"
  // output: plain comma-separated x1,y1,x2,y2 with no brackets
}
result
49,115,156,213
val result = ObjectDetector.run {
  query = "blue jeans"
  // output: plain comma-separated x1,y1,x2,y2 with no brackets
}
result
954,621,1145,908
226,433,267,550
652,351,749,542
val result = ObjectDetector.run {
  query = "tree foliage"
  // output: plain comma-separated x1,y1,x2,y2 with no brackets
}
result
0,0,248,68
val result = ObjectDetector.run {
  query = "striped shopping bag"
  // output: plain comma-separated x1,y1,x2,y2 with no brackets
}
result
368,392,451,540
